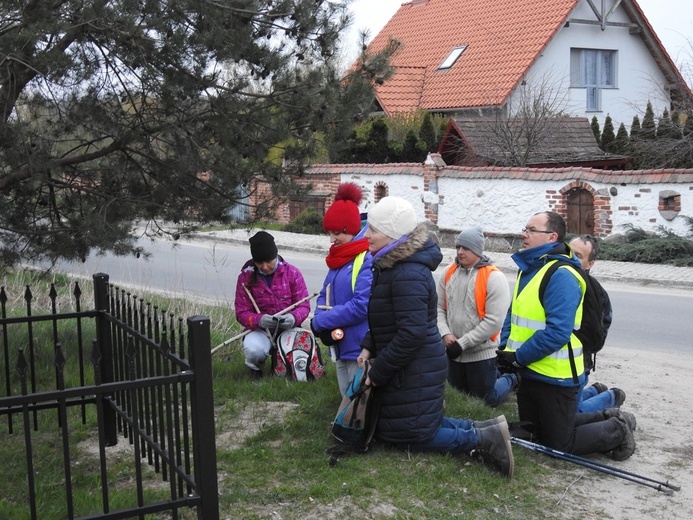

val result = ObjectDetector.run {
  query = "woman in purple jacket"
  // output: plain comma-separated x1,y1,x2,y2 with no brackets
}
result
234,231,310,378
312,183,372,396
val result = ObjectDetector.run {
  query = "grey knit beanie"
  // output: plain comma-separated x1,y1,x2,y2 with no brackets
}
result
455,226,485,257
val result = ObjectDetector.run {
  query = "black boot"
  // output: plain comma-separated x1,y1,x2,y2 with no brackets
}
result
611,415,636,461
474,415,514,478
248,367,263,379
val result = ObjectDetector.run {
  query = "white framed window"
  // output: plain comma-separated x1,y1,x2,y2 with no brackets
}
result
438,46,468,70
570,48,617,111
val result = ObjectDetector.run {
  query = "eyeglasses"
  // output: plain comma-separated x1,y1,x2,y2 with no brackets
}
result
522,227,555,235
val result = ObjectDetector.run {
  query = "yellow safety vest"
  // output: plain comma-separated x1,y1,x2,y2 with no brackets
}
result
351,252,366,291
506,260,586,381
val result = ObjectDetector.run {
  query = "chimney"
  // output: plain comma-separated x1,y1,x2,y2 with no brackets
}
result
412,0,429,7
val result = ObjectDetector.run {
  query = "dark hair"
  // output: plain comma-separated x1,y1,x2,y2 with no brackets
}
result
575,234,600,262
541,211,567,242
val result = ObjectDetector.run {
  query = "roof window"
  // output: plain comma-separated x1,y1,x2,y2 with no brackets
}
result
438,46,467,70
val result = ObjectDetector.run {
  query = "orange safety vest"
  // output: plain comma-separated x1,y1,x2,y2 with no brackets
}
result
444,263,501,342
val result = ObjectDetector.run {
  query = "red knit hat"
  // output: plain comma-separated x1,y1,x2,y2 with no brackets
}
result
322,183,363,235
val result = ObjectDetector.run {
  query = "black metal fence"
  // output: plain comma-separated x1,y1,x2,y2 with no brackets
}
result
0,273,219,520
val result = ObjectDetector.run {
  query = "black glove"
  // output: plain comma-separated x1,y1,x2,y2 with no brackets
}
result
446,342,462,359
496,349,523,371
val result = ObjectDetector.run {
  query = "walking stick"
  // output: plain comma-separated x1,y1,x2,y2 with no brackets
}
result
211,291,318,354
511,437,681,495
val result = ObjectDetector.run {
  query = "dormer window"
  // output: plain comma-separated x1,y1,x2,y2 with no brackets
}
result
438,46,467,70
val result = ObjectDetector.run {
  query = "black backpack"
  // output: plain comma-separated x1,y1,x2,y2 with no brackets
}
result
538,260,607,376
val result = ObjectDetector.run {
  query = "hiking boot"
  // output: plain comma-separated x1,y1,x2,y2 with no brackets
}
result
248,367,263,379
472,416,504,429
611,388,626,407
611,416,636,461
591,382,608,394
619,410,637,432
474,415,514,478
602,408,636,431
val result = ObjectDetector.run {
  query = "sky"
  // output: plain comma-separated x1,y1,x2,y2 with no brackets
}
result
344,0,693,69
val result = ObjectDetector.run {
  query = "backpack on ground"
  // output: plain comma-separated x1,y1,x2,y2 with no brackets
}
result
272,327,324,381
539,260,607,371
327,360,381,465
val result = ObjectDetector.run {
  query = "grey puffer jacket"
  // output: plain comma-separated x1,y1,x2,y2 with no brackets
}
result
362,223,447,444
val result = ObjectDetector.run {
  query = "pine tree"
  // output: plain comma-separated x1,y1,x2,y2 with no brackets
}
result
641,102,656,139
601,115,616,152
401,129,422,162
591,116,601,145
613,123,630,155
630,115,642,140
419,112,437,153
0,1,390,266
656,108,675,139
366,118,391,163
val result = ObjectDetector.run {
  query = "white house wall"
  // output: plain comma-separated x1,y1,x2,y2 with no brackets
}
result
330,168,693,238
512,0,671,130
436,178,557,234
344,173,427,221
609,183,691,236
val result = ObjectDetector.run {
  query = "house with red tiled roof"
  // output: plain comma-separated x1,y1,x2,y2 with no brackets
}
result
363,0,691,129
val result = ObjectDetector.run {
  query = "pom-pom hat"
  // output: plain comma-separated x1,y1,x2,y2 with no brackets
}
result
322,183,363,235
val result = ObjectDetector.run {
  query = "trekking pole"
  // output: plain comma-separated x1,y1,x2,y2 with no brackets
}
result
211,291,318,354
511,437,680,495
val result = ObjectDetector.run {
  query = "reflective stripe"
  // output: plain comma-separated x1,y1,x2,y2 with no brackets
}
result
547,347,582,360
511,314,546,331
507,340,582,360
507,258,586,381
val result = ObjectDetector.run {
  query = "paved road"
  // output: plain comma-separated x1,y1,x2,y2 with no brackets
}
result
41,230,693,356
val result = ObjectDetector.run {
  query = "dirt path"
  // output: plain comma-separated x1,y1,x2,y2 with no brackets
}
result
547,346,692,519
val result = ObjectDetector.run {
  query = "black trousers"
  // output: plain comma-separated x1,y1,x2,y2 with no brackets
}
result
517,377,625,455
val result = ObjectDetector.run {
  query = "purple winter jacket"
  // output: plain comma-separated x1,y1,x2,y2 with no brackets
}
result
234,256,311,330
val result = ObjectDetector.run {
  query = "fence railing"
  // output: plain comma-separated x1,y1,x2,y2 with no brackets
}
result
0,273,219,520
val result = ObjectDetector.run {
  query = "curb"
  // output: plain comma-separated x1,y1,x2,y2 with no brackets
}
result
189,231,693,290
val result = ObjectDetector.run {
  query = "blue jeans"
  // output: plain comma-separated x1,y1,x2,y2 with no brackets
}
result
448,358,517,407
577,374,615,413
404,417,478,454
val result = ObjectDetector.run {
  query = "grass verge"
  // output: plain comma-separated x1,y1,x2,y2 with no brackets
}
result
1,271,580,519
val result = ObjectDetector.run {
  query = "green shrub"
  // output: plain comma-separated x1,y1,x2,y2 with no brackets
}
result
282,208,324,235
600,223,693,266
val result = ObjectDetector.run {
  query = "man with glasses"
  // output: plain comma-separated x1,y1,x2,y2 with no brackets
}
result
496,212,636,460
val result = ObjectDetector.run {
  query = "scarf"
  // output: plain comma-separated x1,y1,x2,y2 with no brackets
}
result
325,238,370,270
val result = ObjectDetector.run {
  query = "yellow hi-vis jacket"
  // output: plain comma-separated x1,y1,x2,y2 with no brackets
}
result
506,260,586,381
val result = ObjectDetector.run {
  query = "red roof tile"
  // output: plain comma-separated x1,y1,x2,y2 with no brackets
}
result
367,0,579,113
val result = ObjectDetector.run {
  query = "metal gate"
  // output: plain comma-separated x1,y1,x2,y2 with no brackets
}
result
0,273,219,519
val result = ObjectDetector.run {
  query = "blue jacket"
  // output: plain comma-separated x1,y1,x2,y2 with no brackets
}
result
312,228,373,361
362,224,448,444
500,242,585,387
